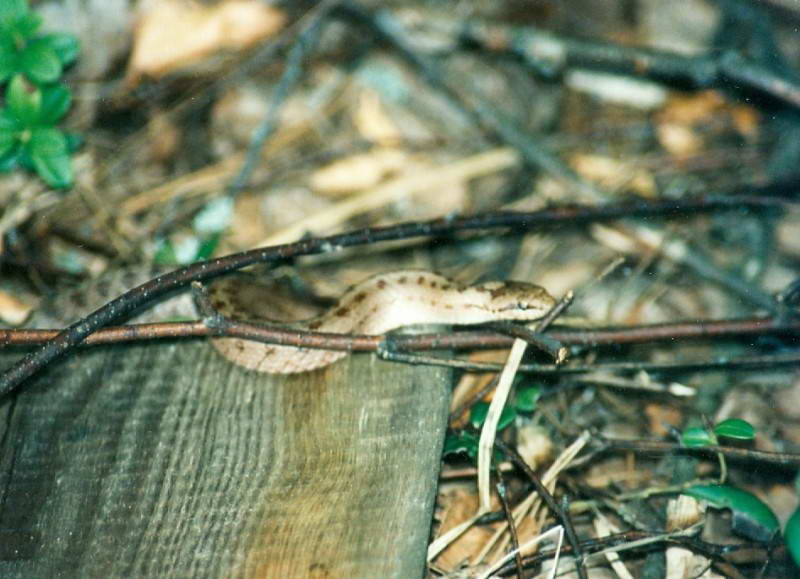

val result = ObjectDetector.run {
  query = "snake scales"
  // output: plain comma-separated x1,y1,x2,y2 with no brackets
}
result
32,268,555,374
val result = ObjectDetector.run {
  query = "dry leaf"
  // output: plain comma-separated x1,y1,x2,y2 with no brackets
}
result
353,89,403,146
570,153,657,197
128,0,285,83
0,290,34,326
644,402,683,437
656,122,703,157
310,149,408,197
516,423,553,471
146,110,182,163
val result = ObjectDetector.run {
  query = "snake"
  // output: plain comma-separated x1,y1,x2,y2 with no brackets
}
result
207,270,555,374
31,268,555,375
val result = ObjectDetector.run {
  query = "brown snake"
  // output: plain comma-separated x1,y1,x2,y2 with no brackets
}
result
33,269,555,374
208,270,555,374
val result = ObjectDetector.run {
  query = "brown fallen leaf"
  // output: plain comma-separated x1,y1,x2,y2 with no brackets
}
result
127,0,286,84
0,289,34,326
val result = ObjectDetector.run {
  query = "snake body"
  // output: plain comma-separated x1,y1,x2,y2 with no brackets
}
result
208,270,555,374
31,268,554,374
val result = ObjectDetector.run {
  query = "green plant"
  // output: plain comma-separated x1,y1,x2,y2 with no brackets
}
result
0,0,78,188
680,417,756,484
0,0,78,84
443,382,543,462
0,75,75,187
786,503,800,568
680,418,756,448
683,484,779,543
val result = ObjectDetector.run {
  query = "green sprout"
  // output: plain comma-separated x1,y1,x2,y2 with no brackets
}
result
0,75,75,188
0,0,78,85
0,0,79,188
680,417,756,484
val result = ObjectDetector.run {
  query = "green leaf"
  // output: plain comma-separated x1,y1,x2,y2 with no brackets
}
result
680,426,715,448
0,107,20,130
0,49,17,82
683,484,780,542
153,239,178,265
469,401,517,431
0,127,17,156
42,33,78,66
29,127,66,155
785,507,800,568
64,131,82,152
713,418,755,441
6,74,40,124
0,1,29,25
21,39,61,84
443,431,480,459
31,150,72,188
39,84,71,124
0,147,20,171
516,385,541,412
14,12,41,38
194,233,221,261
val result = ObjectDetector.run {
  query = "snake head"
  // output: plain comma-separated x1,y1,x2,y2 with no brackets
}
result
474,280,556,320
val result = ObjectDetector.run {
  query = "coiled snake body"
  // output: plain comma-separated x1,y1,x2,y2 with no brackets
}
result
33,268,554,374
208,270,555,374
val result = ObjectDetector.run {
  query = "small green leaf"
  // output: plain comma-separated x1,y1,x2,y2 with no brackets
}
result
31,150,72,188
21,39,61,84
64,131,82,152
683,484,779,542
443,431,480,459
0,148,20,171
469,401,517,431
713,418,755,441
680,426,715,448
0,1,30,25
42,33,78,66
785,506,800,568
194,233,221,261
0,107,20,130
14,12,41,38
0,127,17,156
6,74,41,124
39,84,71,124
0,49,17,82
153,239,178,265
516,385,541,412
29,127,66,156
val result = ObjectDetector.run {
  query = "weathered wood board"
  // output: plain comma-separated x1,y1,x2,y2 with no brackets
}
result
0,340,452,577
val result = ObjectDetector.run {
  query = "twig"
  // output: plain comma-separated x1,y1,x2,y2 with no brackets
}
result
375,349,800,375
449,375,500,424
492,527,755,577
228,1,336,195
0,195,790,397
594,436,800,468
496,481,523,579
494,437,588,579
5,314,797,351
459,21,800,109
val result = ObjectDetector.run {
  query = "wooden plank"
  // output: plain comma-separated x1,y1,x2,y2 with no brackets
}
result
0,340,451,577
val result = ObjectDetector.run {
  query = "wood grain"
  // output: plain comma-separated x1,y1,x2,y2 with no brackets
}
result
0,339,451,577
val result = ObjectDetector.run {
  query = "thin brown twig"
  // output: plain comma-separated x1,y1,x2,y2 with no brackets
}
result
3,315,798,357
496,480,524,579
593,436,800,468
493,437,588,579
376,349,800,375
